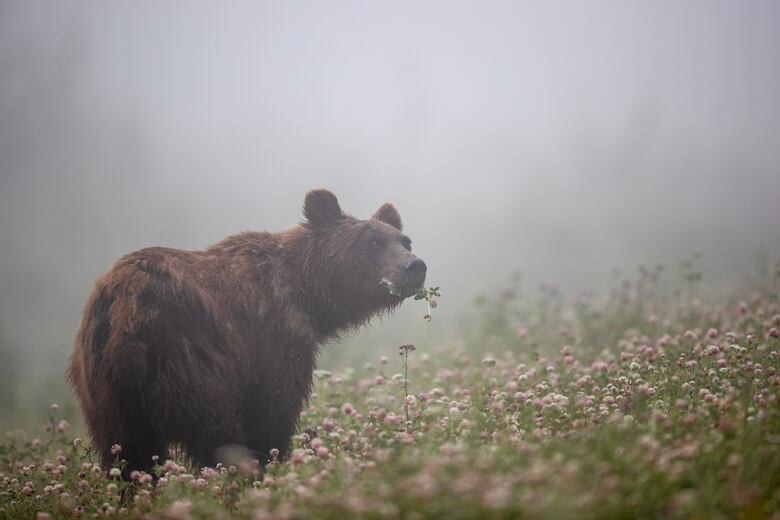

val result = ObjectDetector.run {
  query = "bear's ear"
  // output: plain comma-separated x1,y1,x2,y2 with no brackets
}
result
372,202,402,231
303,189,343,228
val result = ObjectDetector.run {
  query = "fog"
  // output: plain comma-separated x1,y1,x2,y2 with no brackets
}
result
1,1,779,425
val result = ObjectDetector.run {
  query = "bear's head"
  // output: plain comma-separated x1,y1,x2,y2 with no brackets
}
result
299,189,427,328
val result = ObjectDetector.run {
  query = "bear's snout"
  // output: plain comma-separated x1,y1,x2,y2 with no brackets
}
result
404,257,427,287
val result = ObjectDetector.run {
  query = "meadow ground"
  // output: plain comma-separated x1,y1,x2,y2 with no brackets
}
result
1,269,779,519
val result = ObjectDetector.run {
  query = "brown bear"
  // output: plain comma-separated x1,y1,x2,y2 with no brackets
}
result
67,189,426,475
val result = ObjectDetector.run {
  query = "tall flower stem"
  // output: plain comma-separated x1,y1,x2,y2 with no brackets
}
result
399,344,416,423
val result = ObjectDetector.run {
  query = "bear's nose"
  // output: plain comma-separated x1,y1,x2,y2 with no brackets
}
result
404,258,427,285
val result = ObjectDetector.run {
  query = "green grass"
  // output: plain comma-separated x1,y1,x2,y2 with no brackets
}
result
1,275,779,519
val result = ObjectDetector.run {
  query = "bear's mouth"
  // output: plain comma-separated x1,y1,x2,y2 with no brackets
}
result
381,278,423,299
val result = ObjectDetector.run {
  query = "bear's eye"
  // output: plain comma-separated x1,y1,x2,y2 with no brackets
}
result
368,235,383,249
401,236,412,252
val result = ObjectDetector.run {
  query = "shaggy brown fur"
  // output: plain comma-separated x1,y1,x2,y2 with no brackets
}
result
68,189,426,475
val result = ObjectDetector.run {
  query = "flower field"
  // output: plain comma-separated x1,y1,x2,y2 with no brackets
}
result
2,274,779,519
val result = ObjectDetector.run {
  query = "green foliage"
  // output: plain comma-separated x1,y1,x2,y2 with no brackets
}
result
384,283,441,322
413,287,441,322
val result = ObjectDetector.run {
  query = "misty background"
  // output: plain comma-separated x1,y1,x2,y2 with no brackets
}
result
1,1,779,429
